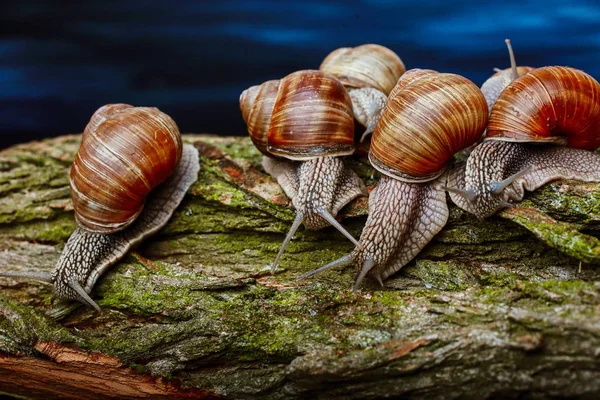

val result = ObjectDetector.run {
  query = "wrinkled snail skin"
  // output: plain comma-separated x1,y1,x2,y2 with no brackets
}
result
0,105,199,312
448,66,600,219
52,145,200,310
351,175,448,283
319,44,406,141
448,141,600,219
240,70,367,270
263,156,366,230
298,71,488,289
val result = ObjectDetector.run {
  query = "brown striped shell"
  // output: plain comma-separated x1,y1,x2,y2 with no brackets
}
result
487,66,600,150
319,44,406,95
369,72,488,182
239,80,280,156
387,68,439,100
240,70,355,160
70,104,183,234
481,66,535,112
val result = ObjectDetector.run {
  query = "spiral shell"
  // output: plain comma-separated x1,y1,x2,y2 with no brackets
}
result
319,44,406,95
70,104,183,234
388,68,439,100
369,72,488,182
240,70,355,160
481,66,535,112
487,66,600,150
239,80,280,156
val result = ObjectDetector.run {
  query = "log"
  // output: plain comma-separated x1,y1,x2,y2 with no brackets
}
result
0,134,599,400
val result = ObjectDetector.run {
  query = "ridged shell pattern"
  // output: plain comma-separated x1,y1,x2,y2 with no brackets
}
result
319,44,406,95
388,68,439,100
487,66,600,150
369,72,488,182
239,80,280,156
481,66,535,112
268,70,355,160
70,104,183,234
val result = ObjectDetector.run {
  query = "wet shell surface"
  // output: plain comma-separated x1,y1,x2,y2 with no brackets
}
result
369,72,488,182
319,44,406,95
239,80,280,156
70,104,183,234
487,66,600,150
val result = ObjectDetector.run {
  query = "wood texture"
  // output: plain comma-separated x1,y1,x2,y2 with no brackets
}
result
0,134,599,399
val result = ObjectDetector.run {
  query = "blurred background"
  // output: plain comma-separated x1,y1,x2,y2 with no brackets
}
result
1,0,599,148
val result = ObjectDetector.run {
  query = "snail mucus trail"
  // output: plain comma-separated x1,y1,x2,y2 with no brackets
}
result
299,70,489,289
0,104,200,312
447,66,600,219
240,70,368,271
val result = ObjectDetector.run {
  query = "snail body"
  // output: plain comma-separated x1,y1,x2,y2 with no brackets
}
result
448,66,600,218
1,105,200,311
240,70,366,270
299,71,488,288
319,44,406,141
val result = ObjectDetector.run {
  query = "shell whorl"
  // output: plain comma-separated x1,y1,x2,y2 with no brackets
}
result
369,72,488,182
486,66,600,150
70,104,183,234
240,70,355,161
240,80,280,156
319,44,406,95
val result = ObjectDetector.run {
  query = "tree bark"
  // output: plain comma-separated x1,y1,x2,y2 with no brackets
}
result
0,134,599,400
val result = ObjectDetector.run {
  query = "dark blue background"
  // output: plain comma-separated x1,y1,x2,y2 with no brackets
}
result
1,0,599,148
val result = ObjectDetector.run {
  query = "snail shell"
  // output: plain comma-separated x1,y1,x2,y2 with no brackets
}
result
70,104,183,234
319,44,406,95
487,66,600,150
240,70,355,161
239,80,280,156
369,71,488,182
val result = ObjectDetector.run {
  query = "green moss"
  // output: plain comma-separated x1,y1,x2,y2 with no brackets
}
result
0,212,76,243
0,297,79,353
505,209,600,264
404,260,477,291
529,183,600,222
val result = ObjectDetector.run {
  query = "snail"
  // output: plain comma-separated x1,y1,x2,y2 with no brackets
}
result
239,70,367,271
446,66,600,219
0,104,200,311
298,70,488,289
480,39,535,112
319,44,406,141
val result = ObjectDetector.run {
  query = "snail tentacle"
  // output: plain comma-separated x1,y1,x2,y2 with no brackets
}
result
68,279,101,313
8,144,200,311
270,213,304,272
266,156,363,270
317,208,359,246
296,254,354,282
0,271,52,282
448,141,600,218
301,175,449,288
353,258,375,292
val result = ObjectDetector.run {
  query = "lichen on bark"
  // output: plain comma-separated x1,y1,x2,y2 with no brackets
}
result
0,134,599,399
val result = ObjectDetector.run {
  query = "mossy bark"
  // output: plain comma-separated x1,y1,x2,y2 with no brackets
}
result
1,135,599,399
